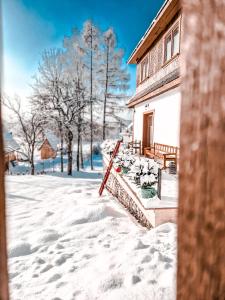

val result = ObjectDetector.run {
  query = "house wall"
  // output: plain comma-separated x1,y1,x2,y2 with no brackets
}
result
133,87,181,147
40,140,57,160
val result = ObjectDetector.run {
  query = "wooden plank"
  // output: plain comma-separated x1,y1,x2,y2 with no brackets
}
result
177,1,225,299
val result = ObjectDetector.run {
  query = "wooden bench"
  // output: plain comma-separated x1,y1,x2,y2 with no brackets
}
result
144,143,179,169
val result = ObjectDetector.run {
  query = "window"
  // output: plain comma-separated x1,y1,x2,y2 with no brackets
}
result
141,57,148,82
164,25,180,63
165,35,172,61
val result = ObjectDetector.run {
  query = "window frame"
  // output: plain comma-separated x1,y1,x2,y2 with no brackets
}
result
164,21,180,64
140,56,149,83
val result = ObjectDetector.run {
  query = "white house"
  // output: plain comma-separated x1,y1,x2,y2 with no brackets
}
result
127,0,181,154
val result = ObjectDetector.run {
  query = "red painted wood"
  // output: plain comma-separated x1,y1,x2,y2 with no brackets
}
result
99,140,121,196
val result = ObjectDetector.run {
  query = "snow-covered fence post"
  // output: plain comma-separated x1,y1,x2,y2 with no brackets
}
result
177,0,225,299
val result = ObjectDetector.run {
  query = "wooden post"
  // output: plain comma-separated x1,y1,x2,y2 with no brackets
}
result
177,1,225,299
0,2,9,295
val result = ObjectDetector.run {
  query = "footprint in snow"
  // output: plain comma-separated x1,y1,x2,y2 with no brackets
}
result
35,257,45,264
69,266,77,273
55,243,64,250
55,253,73,266
141,255,152,264
47,273,61,283
158,253,173,263
40,264,53,273
164,263,173,269
46,211,54,217
56,281,67,288
39,230,61,243
134,240,150,250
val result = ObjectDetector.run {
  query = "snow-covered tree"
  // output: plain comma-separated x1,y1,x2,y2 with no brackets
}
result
82,20,100,170
63,30,89,171
33,49,65,173
100,28,130,140
4,96,43,175
33,48,87,175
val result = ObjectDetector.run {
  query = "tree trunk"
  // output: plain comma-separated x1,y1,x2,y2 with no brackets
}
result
67,131,73,176
80,135,84,169
103,43,109,141
76,126,80,172
30,146,35,175
177,1,225,299
59,124,64,173
0,103,9,299
90,25,94,170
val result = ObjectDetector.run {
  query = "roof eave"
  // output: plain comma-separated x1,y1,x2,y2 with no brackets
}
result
127,0,180,64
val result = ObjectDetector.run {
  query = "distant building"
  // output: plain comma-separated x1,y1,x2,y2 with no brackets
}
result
39,132,60,160
127,0,181,153
4,132,20,170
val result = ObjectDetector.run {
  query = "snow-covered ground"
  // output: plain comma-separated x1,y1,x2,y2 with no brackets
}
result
6,171,177,300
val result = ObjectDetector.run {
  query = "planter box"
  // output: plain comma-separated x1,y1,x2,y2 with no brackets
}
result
103,154,177,228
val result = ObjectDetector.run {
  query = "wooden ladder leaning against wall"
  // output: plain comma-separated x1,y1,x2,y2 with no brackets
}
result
99,139,122,196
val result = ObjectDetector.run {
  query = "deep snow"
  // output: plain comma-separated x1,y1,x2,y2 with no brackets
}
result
6,172,177,300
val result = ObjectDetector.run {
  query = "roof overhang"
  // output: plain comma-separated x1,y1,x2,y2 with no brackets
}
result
127,77,181,108
127,0,181,64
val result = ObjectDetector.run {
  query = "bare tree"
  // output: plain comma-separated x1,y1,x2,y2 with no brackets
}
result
177,1,225,299
4,97,42,175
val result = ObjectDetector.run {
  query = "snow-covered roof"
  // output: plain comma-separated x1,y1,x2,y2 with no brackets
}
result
4,132,20,153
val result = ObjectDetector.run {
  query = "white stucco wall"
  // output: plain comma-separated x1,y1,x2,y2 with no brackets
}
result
133,87,181,147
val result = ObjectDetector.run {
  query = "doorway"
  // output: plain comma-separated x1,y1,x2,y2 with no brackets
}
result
142,112,154,153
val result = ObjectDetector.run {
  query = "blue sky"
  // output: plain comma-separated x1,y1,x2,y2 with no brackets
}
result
2,0,164,99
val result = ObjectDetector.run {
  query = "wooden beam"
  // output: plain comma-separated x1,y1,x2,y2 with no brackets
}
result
177,0,225,299
0,1,9,296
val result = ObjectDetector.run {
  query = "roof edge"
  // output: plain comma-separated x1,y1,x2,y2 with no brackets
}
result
127,0,179,64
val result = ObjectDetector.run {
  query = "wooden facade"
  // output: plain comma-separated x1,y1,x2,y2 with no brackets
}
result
39,139,57,160
128,0,181,108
